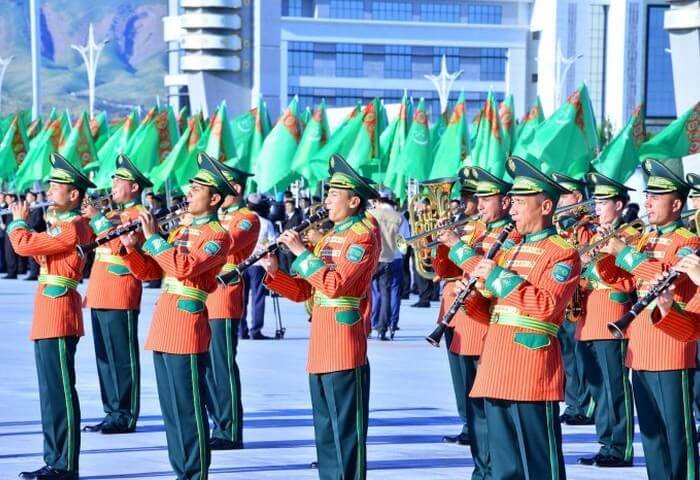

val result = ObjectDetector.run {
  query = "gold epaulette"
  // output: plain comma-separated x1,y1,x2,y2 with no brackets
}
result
676,227,695,239
208,220,226,234
548,234,574,250
167,226,184,243
351,221,370,235
240,207,253,215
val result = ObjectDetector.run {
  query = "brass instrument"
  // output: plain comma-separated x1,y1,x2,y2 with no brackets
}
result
396,215,478,254
405,177,458,280
577,216,648,257
553,199,595,223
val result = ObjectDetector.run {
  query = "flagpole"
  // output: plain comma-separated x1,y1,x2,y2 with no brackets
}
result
29,0,41,121
0,55,14,114
72,24,109,120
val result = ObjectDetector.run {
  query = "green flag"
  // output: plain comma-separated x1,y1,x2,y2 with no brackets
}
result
639,101,700,161
91,112,137,187
430,109,449,152
431,92,468,179
383,97,412,201
397,98,432,181
255,96,303,193
523,84,597,177
230,96,270,173
291,100,330,189
15,119,64,192
90,111,110,151
314,103,363,165
151,116,204,193
513,97,544,154
592,104,646,183
346,98,384,180
58,112,98,168
202,102,237,163
469,92,507,178
499,94,515,155
0,115,29,181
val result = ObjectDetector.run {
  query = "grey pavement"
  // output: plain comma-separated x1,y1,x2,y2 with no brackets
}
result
0,279,650,479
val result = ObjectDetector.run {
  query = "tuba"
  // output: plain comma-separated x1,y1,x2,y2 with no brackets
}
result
405,177,458,280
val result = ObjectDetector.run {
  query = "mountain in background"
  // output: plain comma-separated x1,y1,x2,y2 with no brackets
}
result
0,0,168,117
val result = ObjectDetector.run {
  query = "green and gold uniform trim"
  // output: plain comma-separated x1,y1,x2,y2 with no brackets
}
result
90,213,114,235
313,293,362,308
162,277,209,303
7,219,29,233
191,213,218,226
39,274,79,290
114,167,137,182
491,306,560,337
647,176,679,193
292,250,326,279
485,265,525,298
143,234,173,256
58,338,77,471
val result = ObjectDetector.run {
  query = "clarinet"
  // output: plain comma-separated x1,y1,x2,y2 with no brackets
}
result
76,201,188,257
426,222,515,347
607,247,700,339
216,207,329,286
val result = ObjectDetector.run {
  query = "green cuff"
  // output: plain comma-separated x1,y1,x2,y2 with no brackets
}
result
89,213,112,235
143,234,172,256
7,220,30,233
615,245,647,272
291,250,325,279
485,265,524,298
448,241,476,265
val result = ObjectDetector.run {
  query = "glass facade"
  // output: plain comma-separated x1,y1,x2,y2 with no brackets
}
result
419,2,461,23
645,5,676,118
329,0,364,19
283,0,315,17
372,1,413,21
588,4,607,122
466,4,502,24
288,42,508,81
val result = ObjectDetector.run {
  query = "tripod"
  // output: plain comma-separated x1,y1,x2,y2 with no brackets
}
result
271,291,286,339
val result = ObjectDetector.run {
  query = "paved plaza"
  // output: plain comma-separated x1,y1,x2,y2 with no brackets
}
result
0,280,651,479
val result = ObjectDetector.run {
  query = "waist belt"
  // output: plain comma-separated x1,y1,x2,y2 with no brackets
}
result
491,306,559,337
38,274,79,290
95,251,127,266
313,293,362,308
221,263,238,273
162,277,208,302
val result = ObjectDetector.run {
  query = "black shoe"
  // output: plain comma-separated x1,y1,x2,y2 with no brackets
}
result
82,422,105,432
596,455,633,467
24,275,38,281
389,329,396,340
209,438,243,450
251,332,272,340
442,433,470,445
310,461,318,469
411,301,430,308
577,453,604,466
3,274,17,279
100,423,135,434
19,466,78,479
379,332,389,341
240,332,250,339
564,414,595,425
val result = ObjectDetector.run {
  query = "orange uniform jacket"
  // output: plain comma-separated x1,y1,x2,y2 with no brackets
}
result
122,215,230,354
467,227,581,401
207,203,260,320
8,211,95,340
264,214,380,374
597,221,700,370
576,223,639,340
446,218,521,356
85,202,147,310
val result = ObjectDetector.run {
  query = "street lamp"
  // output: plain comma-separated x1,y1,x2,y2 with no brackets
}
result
555,42,583,106
0,55,14,114
425,54,463,116
71,23,109,119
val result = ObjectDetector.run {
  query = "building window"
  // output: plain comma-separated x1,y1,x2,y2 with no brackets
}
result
466,4,502,24
329,0,364,19
283,0,314,17
433,47,460,73
588,4,607,122
479,48,507,81
336,43,363,76
385,45,412,78
420,3,461,23
645,5,676,118
372,1,412,20
288,42,314,75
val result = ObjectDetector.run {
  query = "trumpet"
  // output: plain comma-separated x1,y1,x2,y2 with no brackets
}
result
396,215,478,254
76,201,188,257
553,199,596,222
576,216,648,257
0,200,55,216
426,222,515,347
607,246,700,339
216,207,330,286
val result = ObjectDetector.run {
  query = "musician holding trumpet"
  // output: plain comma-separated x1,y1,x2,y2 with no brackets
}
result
81,153,152,435
260,155,380,480
9,153,96,480
595,159,700,480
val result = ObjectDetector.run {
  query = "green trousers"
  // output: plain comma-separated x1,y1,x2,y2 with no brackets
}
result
694,343,700,424
444,328,469,436
153,352,210,480
204,318,243,443
455,354,490,480
633,369,698,480
558,318,594,418
35,337,81,473
485,399,566,480
91,309,140,430
578,339,634,461
309,364,370,480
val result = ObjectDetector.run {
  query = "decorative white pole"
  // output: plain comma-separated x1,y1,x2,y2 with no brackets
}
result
71,24,109,119
425,54,463,115
0,55,14,114
555,42,583,107
30,0,41,120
